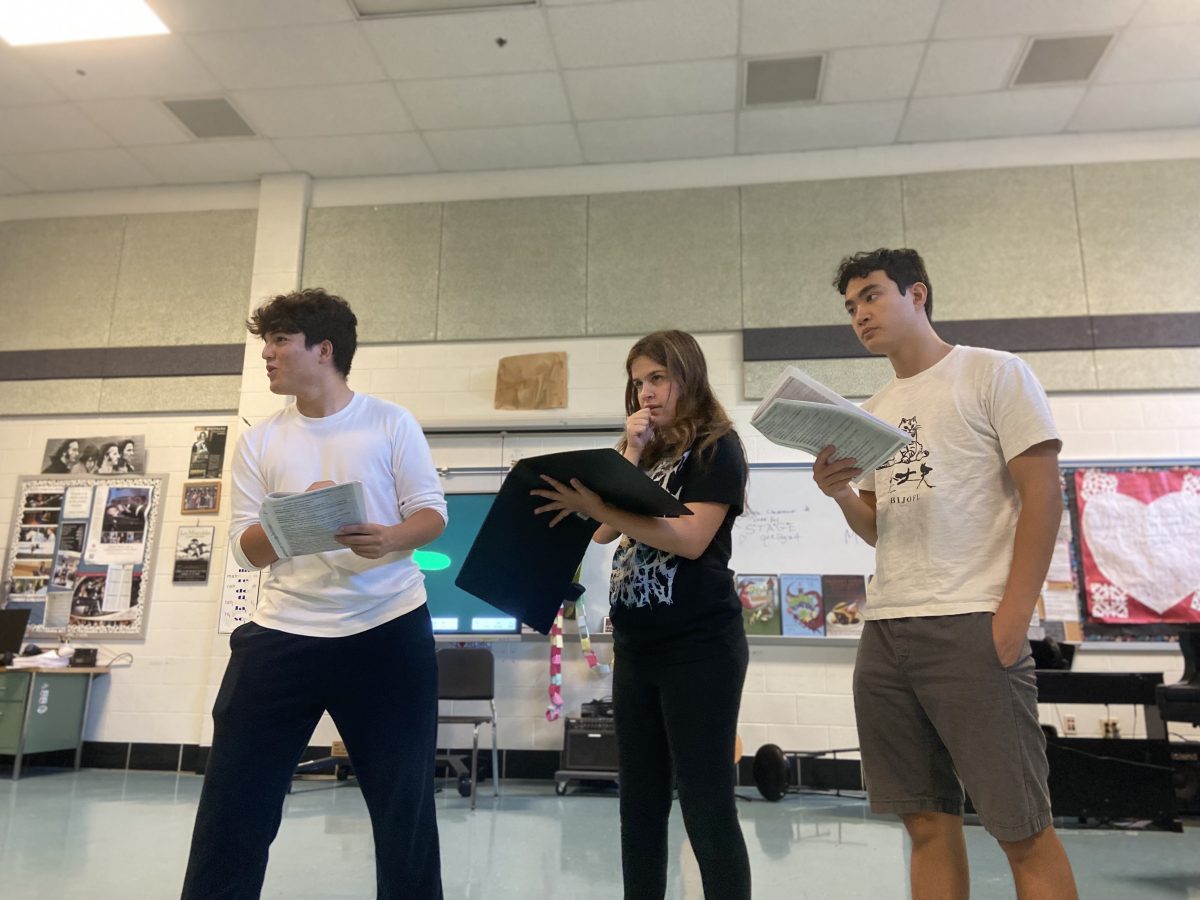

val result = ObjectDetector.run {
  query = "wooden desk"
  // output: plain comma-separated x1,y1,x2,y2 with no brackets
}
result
0,667,109,779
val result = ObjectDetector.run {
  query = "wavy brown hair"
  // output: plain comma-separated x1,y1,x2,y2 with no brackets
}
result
620,330,743,476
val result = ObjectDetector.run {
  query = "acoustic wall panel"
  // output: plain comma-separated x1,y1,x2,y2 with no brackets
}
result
437,196,587,340
111,211,257,346
0,216,125,351
902,167,1087,322
741,177,904,328
303,204,442,342
1074,158,1200,316
587,187,741,335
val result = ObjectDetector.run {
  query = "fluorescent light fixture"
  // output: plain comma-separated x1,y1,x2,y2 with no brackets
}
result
0,0,169,47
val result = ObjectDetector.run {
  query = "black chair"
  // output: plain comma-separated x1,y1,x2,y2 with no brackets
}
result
436,647,500,809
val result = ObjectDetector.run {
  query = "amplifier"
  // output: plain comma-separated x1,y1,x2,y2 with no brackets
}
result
562,717,619,772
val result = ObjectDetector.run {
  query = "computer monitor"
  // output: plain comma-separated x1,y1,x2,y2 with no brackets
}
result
0,608,32,657
420,493,520,637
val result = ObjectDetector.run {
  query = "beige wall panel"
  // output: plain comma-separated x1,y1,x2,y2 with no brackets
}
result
742,178,904,328
1094,348,1200,390
587,188,741,336
0,216,124,351
303,204,442,342
110,211,257,347
98,375,241,413
744,356,893,401
903,167,1087,321
0,378,102,416
1015,350,1098,393
1074,159,1200,315
437,196,587,340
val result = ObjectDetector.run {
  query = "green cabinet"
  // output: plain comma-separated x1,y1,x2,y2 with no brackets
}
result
0,670,101,778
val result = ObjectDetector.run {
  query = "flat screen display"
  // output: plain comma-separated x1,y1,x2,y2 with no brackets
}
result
418,492,519,636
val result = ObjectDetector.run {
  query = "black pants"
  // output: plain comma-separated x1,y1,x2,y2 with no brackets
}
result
613,636,751,900
182,606,442,900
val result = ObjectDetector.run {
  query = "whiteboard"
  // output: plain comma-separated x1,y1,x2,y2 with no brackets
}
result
731,464,875,578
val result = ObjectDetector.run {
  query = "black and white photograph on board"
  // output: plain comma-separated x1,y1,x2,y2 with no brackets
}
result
41,435,146,475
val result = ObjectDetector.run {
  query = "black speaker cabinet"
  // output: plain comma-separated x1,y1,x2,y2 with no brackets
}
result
1170,744,1200,816
562,717,619,772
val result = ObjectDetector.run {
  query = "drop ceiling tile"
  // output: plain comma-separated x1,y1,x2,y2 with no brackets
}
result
76,98,193,145
738,100,906,153
0,47,65,106
913,38,1023,96
148,0,354,32
899,86,1086,142
129,140,293,184
741,0,941,55
1135,0,1200,26
0,148,160,191
424,123,582,171
361,9,558,80
823,44,924,104
274,133,437,176
17,36,222,100
1070,81,1200,131
0,104,116,154
933,0,1141,39
184,23,386,90
1096,25,1200,83
549,0,737,68
565,59,737,120
396,72,570,130
579,113,735,163
233,83,414,137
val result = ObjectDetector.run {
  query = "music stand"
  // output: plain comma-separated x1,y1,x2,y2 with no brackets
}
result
0,608,32,666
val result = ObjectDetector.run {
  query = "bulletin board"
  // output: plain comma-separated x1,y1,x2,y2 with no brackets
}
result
3,474,168,640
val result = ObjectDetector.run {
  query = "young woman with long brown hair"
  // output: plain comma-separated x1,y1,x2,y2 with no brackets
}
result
532,330,751,899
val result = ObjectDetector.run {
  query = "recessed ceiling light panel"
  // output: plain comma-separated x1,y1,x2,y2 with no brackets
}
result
0,0,168,47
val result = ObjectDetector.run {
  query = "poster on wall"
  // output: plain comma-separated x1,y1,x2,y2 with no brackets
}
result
1072,467,1200,629
188,426,228,479
174,526,215,584
40,435,146,475
3,475,166,640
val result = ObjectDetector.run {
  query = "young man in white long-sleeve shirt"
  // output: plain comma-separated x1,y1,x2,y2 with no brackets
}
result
813,249,1078,900
182,288,447,900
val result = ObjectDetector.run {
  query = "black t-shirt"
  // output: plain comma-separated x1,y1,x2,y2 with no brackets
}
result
608,431,747,662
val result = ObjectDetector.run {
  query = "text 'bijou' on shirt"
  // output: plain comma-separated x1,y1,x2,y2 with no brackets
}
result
855,345,1060,620
608,431,747,659
230,392,448,638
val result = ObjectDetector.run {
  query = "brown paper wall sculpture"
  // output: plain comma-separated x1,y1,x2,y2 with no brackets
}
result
494,351,568,410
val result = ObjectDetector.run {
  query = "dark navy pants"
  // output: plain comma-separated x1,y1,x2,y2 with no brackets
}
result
182,605,442,899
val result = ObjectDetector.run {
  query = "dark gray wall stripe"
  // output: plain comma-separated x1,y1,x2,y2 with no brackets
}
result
0,344,244,381
744,313,1198,361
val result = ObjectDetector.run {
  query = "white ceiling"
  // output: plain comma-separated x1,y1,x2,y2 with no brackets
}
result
0,0,1197,193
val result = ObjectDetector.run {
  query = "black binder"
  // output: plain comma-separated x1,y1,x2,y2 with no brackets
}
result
455,449,691,634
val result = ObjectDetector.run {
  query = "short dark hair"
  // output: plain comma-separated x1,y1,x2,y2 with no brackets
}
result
833,248,933,321
247,288,358,376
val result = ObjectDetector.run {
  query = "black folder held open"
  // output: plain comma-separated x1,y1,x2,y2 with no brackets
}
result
455,449,692,634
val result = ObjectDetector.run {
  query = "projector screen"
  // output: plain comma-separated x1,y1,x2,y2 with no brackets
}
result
420,492,519,636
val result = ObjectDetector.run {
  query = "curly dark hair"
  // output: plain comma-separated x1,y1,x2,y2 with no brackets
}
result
247,288,358,376
833,248,933,321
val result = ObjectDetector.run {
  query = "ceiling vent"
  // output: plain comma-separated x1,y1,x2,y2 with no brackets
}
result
350,0,537,17
744,55,824,107
163,98,255,139
1013,34,1113,86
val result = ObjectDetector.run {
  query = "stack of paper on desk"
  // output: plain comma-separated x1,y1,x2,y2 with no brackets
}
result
260,481,367,558
750,366,908,473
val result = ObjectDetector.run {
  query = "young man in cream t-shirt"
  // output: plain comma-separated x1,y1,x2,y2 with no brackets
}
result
813,249,1078,900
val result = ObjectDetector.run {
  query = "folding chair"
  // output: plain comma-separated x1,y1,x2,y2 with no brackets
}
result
436,647,500,809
